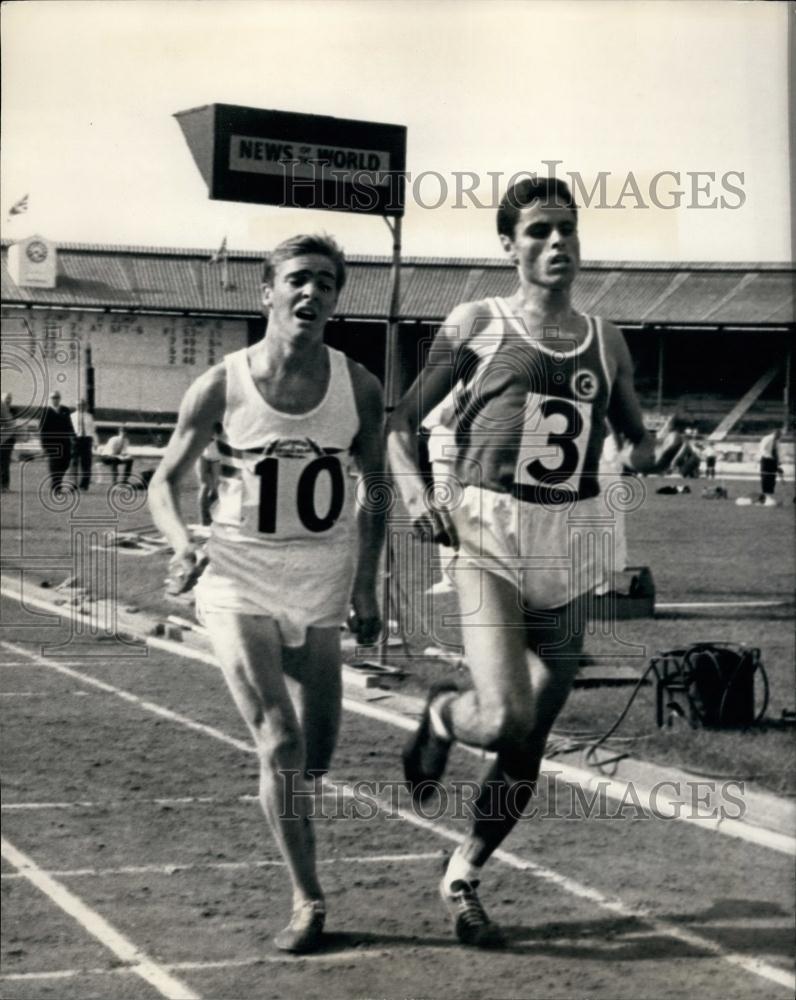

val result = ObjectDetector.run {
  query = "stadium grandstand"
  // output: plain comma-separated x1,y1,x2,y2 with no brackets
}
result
2,236,793,461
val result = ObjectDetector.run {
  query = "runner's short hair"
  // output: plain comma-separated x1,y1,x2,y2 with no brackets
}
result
497,177,578,239
262,234,347,291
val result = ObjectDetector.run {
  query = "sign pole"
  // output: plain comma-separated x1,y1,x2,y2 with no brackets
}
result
85,344,95,415
656,330,664,416
380,215,402,663
384,216,403,413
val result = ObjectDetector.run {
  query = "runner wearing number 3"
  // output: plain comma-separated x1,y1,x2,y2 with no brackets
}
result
388,177,655,947
149,234,386,953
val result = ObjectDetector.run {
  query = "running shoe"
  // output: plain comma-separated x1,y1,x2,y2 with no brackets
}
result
402,681,458,802
440,876,506,949
273,899,326,954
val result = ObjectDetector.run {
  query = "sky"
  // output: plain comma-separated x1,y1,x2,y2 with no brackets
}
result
1,0,791,263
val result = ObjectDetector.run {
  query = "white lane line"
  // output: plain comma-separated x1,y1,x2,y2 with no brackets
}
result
1,851,443,880
2,800,105,811
3,638,794,993
1,788,339,811
0,640,252,755
0,970,99,982
0,661,89,668
688,918,794,930
0,950,391,982
1,836,200,1000
656,600,788,609
1,797,249,811
0,692,92,699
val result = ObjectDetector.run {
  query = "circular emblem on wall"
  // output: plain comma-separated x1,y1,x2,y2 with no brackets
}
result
26,240,48,264
571,369,599,401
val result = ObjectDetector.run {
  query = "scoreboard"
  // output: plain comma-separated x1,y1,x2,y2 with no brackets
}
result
0,308,248,415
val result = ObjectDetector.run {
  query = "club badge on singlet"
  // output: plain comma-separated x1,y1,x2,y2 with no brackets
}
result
227,436,350,540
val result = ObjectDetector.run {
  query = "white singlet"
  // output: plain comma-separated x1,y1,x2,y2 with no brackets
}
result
195,345,361,645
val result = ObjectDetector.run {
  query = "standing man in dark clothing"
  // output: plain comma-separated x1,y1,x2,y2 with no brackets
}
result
758,428,783,505
40,391,75,492
703,442,717,479
1,393,17,492
70,399,95,490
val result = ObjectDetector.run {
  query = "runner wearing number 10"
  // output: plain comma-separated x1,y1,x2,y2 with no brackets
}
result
388,176,655,947
149,234,386,954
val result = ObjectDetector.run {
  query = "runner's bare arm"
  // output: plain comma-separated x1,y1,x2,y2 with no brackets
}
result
386,301,484,526
603,322,656,473
349,361,387,641
149,365,226,560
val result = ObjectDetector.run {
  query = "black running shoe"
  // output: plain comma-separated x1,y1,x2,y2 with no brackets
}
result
402,681,458,802
440,876,506,949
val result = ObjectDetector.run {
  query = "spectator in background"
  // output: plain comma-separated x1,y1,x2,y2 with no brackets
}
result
702,441,717,479
758,427,783,505
674,438,700,479
70,399,95,491
100,425,134,484
1,393,17,492
40,391,76,492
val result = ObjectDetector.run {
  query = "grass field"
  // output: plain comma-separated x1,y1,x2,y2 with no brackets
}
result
1,454,794,794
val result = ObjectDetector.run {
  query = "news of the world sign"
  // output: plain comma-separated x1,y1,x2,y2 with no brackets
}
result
230,135,391,187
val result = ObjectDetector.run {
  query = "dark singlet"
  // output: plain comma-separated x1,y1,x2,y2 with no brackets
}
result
438,297,612,505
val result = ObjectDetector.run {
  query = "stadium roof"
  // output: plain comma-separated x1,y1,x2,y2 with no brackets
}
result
1,239,793,326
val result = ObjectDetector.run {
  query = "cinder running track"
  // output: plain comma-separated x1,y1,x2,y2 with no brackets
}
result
1,595,793,1000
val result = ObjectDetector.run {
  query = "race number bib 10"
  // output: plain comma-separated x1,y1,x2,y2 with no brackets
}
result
514,393,592,496
239,441,347,539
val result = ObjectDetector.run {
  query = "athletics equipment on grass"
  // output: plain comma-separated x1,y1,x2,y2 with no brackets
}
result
652,643,768,729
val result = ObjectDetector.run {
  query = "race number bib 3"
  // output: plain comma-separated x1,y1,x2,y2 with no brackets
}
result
514,393,592,497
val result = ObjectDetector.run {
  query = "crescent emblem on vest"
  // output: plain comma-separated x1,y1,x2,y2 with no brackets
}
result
571,369,598,401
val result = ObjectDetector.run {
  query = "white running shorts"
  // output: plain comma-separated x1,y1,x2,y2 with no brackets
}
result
446,485,616,610
195,529,357,647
